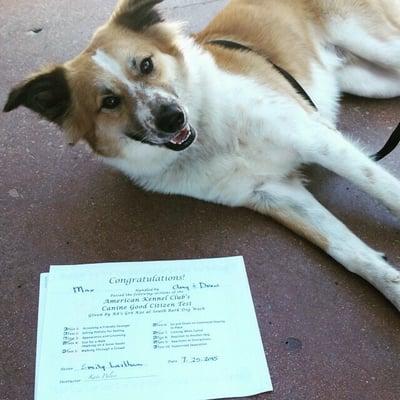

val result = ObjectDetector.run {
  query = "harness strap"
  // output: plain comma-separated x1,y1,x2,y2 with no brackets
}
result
371,122,400,161
207,39,317,110
206,39,400,161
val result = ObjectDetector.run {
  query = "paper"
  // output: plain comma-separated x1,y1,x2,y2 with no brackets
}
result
36,257,272,400
35,273,48,400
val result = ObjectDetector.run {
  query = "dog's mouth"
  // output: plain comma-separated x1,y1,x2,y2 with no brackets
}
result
126,124,196,151
165,124,196,151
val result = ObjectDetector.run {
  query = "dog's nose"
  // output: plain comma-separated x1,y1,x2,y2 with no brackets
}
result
155,104,185,133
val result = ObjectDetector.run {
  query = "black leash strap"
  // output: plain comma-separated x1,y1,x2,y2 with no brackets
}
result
270,63,317,110
207,39,317,110
207,39,253,52
370,122,400,161
207,39,400,161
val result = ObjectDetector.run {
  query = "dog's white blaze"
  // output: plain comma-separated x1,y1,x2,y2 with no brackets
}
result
92,49,177,101
92,49,178,132
92,49,181,128
92,50,154,129
92,49,133,89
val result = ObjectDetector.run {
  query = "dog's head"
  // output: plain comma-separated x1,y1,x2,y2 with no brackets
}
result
3,0,196,161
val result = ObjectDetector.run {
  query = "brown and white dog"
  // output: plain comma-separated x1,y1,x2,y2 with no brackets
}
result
4,0,400,309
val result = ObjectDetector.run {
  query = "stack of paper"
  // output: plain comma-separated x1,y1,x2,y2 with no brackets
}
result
35,256,273,400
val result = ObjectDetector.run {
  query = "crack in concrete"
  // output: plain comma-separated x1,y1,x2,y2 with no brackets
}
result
170,0,223,10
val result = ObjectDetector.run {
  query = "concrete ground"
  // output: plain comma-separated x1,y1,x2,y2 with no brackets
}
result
1,1,400,399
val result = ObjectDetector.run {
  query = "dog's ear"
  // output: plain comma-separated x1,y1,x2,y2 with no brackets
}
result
3,66,71,125
113,0,164,31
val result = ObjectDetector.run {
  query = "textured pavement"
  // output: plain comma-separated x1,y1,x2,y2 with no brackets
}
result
1,1,400,399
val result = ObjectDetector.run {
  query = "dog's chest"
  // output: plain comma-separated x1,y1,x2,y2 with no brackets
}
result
146,133,300,206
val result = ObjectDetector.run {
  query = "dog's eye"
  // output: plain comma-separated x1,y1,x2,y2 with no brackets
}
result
101,96,121,109
140,57,153,75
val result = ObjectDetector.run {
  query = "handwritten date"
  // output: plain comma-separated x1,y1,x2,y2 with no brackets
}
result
181,356,218,363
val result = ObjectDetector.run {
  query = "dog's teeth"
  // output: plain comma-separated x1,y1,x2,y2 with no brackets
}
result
170,127,190,145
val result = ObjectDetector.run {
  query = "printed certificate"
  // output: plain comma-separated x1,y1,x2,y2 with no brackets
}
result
35,257,272,399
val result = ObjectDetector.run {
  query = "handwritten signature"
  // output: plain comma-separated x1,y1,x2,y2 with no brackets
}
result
81,360,144,372
88,371,117,381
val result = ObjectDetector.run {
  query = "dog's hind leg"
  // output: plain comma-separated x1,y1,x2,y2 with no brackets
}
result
248,179,400,310
324,1,400,97
337,54,400,98
326,7,400,70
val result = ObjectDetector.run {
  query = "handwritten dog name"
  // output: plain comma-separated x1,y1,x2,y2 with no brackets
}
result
73,286,95,294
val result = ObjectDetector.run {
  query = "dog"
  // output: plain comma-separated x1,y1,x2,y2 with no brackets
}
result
4,0,400,310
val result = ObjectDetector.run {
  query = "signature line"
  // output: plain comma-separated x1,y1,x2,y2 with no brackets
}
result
85,375,157,382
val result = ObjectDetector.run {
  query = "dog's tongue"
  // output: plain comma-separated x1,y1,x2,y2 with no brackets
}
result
170,127,189,145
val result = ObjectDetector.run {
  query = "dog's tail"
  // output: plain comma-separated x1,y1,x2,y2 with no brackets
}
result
371,122,400,161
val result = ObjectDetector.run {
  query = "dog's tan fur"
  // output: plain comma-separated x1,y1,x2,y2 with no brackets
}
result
4,0,400,310
197,0,318,81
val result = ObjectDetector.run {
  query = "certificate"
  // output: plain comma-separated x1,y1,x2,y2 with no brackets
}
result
36,257,273,399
